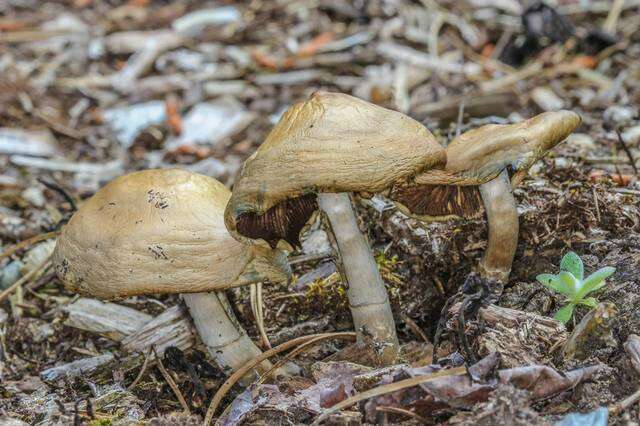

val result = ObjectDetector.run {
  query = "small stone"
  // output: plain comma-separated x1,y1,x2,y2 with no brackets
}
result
531,86,565,111
603,105,637,126
1,261,23,290
508,112,524,123
22,187,45,208
103,101,167,148
553,157,571,168
166,99,255,149
566,133,596,151
27,319,55,343
301,230,331,255
622,125,640,145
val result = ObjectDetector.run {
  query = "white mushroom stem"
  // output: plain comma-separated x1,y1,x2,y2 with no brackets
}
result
318,192,399,364
182,291,273,375
478,169,519,283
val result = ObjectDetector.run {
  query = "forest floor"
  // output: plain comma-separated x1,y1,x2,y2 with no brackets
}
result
1,0,639,424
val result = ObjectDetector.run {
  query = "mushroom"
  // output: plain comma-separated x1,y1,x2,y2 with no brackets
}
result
53,169,290,374
225,92,447,364
391,110,581,282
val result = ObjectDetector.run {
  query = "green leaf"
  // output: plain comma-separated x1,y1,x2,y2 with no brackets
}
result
579,297,598,308
537,273,572,295
561,251,584,281
576,266,616,299
555,303,575,324
558,271,580,297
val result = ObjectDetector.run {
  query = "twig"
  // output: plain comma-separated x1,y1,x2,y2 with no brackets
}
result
457,294,477,364
609,387,640,415
432,293,458,363
603,0,625,33
480,61,543,93
0,231,58,261
250,282,271,349
32,110,86,140
152,347,190,414
609,188,640,195
0,29,75,43
205,332,355,425
375,406,428,423
256,333,357,386
37,178,78,212
127,346,153,390
616,130,638,175
311,366,467,425
592,187,601,224
288,251,332,265
0,257,51,303
455,99,466,138
402,314,430,344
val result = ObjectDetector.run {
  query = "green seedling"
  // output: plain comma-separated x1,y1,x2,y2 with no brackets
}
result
536,251,615,324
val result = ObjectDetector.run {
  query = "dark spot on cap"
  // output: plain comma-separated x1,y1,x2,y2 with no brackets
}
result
236,194,318,248
391,184,483,219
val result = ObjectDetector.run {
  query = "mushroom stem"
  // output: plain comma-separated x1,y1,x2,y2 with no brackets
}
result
182,291,272,375
478,169,519,283
317,192,399,365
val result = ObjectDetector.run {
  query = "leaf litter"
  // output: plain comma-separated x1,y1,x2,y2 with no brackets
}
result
1,0,639,424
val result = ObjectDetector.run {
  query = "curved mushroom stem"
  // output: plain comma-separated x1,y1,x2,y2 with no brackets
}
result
478,169,519,285
182,291,273,376
318,192,399,365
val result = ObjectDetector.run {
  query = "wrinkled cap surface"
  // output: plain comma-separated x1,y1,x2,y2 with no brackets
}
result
53,169,290,299
390,110,581,221
225,91,446,248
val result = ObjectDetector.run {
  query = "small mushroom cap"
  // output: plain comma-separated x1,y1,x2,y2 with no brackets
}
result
225,91,445,248
390,110,581,220
53,169,290,300
444,110,581,186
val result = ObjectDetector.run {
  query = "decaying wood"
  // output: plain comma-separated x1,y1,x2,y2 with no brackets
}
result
64,298,152,341
413,92,518,123
449,303,568,367
624,334,640,374
121,305,195,355
40,353,114,382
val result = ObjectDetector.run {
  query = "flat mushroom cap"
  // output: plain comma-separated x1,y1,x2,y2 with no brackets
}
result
391,110,581,221
53,169,290,300
225,91,445,248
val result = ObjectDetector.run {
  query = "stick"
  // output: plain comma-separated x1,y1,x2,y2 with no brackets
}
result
603,0,625,33
127,347,153,390
256,333,357,386
0,257,51,302
153,347,190,415
0,231,58,261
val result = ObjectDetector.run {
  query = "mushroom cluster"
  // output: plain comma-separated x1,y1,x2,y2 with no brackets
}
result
54,92,580,374
226,91,580,363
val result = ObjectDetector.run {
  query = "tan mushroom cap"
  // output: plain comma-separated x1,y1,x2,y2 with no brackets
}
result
53,169,290,300
391,110,581,221
225,91,445,248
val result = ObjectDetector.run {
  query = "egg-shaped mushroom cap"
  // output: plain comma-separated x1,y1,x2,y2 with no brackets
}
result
53,169,290,300
225,91,446,248
390,110,581,221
